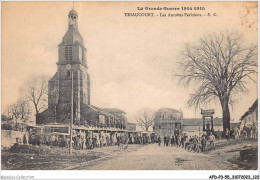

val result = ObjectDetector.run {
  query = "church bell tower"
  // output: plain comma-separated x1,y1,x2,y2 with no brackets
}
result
48,9,90,124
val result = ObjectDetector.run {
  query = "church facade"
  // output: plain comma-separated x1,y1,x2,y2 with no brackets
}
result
37,10,127,129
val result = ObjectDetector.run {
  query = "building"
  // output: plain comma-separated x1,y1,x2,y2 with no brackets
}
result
153,108,183,136
102,108,127,129
240,99,258,129
37,10,127,129
182,118,223,136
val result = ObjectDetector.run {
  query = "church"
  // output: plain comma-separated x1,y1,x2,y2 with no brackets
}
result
37,10,127,130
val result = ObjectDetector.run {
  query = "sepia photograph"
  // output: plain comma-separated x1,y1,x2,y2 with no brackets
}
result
0,1,258,177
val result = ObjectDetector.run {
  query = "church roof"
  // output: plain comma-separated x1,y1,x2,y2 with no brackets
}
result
81,104,115,117
61,26,84,46
49,73,58,82
60,9,83,46
102,108,126,114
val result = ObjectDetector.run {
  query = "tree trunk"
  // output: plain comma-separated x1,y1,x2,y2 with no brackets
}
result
35,104,39,122
220,98,231,131
146,127,149,131
16,119,18,131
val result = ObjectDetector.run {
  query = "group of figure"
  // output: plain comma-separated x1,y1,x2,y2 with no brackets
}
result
27,131,155,151
241,123,257,139
157,132,216,153
72,133,130,150
223,123,257,140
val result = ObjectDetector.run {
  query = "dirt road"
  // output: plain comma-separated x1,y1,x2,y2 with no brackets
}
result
2,139,256,170
84,144,233,170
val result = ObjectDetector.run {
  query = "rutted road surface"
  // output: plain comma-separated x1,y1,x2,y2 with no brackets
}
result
81,144,233,170
3,139,255,170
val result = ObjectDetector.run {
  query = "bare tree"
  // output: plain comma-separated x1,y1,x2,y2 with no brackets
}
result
7,102,20,130
175,31,257,131
7,99,31,130
19,99,32,130
20,74,48,121
135,109,155,131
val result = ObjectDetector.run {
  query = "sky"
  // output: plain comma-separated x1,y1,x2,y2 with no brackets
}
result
2,1,258,123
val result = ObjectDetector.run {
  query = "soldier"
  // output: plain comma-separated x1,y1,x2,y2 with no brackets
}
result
193,135,199,152
166,135,170,146
163,136,167,146
110,134,114,146
106,135,110,146
181,135,185,148
89,136,93,149
170,135,174,146
83,136,86,150
158,136,161,146
23,134,27,145
252,123,257,139
208,132,215,148
175,135,178,146
117,135,121,150
201,134,207,153
78,137,82,150
178,135,182,147
225,128,230,139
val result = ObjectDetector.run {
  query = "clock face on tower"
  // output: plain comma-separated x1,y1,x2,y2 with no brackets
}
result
66,64,71,70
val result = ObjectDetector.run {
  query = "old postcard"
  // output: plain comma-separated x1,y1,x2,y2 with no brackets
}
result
1,1,258,179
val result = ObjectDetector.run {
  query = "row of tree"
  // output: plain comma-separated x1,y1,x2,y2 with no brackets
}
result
2,75,49,130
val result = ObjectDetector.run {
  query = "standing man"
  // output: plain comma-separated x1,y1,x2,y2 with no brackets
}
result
158,136,161,146
171,135,174,146
252,123,257,139
166,135,170,146
23,134,27,145
208,132,215,148
225,128,230,140
193,135,198,152
201,134,207,153
163,136,167,146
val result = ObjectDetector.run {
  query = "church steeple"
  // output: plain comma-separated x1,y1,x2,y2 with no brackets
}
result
61,9,83,46
40,8,91,125
57,9,87,67
68,10,78,28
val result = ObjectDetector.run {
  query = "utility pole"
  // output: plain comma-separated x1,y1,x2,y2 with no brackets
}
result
70,70,73,154
66,64,73,154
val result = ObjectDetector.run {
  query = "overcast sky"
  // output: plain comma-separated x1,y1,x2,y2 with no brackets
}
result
2,1,258,123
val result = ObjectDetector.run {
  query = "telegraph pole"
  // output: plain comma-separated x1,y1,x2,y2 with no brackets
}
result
69,70,73,154
66,64,73,154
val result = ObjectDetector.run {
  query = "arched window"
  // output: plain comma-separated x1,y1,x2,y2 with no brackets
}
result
67,71,70,77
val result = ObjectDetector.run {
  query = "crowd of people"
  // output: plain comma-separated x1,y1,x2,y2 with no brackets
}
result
156,124,258,153
241,123,257,139
27,130,154,151
157,132,217,153
222,124,257,140
19,123,258,153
